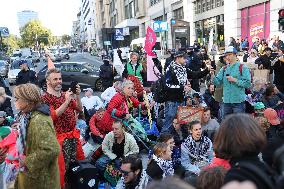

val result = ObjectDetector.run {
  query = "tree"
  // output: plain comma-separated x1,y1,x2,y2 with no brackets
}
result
2,35,20,55
20,20,53,48
61,34,71,45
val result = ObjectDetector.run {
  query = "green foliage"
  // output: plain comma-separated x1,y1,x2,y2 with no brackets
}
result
2,35,20,55
61,34,71,45
20,20,53,47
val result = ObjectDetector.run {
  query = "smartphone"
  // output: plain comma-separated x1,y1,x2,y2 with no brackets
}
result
226,74,230,76
70,81,78,94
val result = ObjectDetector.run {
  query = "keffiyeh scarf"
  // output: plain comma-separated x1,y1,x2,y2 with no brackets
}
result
16,112,32,172
182,135,211,160
152,154,174,178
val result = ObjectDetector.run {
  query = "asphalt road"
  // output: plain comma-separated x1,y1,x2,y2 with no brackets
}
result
7,52,104,114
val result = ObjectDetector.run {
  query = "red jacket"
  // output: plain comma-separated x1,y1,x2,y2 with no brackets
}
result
89,111,105,137
100,92,142,133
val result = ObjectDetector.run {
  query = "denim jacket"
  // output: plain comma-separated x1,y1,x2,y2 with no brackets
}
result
213,61,251,103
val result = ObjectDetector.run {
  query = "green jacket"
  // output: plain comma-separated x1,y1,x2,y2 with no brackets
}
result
213,61,251,103
15,110,60,189
125,62,143,82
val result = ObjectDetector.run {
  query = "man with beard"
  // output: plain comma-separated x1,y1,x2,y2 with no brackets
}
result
42,68,85,188
116,155,149,189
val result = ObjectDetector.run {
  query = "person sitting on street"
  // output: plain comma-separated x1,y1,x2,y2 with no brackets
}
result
181,121,213,182
201,107,220,142
95,121,139,180
101,80,122,106
15,59,37,85
116,155,149,189
146,142,174,181
81,88,104,117
89,108,106,144
203,83,220,118
262,84,284,109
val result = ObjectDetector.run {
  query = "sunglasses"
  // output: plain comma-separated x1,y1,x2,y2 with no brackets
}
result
120,169,133,176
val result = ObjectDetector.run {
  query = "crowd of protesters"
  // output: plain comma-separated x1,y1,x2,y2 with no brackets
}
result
0,34,283,189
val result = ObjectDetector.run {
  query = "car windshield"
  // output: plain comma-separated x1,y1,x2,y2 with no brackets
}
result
11,60,33,69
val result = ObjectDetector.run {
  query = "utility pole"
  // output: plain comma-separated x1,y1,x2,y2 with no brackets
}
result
162,0,166,56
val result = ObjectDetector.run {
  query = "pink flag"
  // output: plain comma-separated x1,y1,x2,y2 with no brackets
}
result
147,55,160,82
144,27,157,56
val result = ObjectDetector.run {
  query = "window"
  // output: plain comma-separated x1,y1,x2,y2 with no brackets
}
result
129,1,134,18
197,0,202,14
173,7,184,19
216,0,221,7
125,5,128,19
206,0,211,11
202,0,206,12
134,0,139,13
211,0,215,9
194,2,197,14
150,0,161,7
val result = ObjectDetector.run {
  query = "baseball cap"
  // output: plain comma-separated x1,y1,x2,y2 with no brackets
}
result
83,88,93,93
102,55,111,61
174,51,185,58
224,46,237,54
263,108,280,125
254,102,265,110
18,59,28,66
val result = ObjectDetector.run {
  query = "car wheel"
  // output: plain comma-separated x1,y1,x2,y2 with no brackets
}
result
95,78,104,92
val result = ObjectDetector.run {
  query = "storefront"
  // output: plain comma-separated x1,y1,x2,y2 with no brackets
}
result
172,20,190,49
241,1,270,46
194,14,224,48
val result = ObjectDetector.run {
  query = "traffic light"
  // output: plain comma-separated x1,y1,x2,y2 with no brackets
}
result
278,9,284,30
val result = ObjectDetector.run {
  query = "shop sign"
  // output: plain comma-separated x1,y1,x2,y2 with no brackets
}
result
123,27,129,35
153,21,168,32
249,22,264,37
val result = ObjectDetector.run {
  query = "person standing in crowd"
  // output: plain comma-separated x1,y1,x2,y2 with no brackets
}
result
228,37,237,49
164,49,176,72
201,107,220,141
95,121,139,179
117,48,123,63
246,49,259,63
212,46,251,117
99,55,116,90
122,52,144,82
116,155,149,189
81,88,104,116
162,51,210,133
15,60,37,85
255,47,274,69
101,80,122,106
42,68,85,188
0,87,13,117
241,37,249,51
13,83,60,189
271,43,284,93
214,114,274,189
181,121,213,180
146,142,174,180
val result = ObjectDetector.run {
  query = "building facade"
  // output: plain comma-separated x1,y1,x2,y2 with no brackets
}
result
17,10,39,29
75,0,284,50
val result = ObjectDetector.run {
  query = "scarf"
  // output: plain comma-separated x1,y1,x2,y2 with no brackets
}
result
16,112,32,171
182,135,211,161
117,170,149,189
152,154,174,178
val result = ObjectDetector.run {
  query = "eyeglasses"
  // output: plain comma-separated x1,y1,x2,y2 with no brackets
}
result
120,169,133,176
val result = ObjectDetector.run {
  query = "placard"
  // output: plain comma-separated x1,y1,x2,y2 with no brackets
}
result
177,106,204,124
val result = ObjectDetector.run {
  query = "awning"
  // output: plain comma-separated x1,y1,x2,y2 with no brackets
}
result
115,18,139,28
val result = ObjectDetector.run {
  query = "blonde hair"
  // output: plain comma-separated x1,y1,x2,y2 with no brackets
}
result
14,83,42,111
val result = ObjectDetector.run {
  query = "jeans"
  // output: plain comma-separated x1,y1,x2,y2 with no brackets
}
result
162,101,182,133
223,102,245,118
95,155,112,178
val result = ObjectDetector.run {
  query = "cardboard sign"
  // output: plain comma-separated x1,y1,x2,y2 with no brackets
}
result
253,69,270,84
177,106,204,124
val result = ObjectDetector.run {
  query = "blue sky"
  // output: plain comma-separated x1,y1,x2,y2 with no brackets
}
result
0,0,80,36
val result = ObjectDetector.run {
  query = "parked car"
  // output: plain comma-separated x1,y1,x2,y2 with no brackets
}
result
0,60,9,77
59,48,70,60
8,59,35,85
26,51,41,63
37,62,103,91
69,46,77,53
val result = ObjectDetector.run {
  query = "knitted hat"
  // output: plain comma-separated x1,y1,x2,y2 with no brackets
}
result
264,108,280,126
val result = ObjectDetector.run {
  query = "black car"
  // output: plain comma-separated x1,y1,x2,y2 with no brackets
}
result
37,62,103,91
